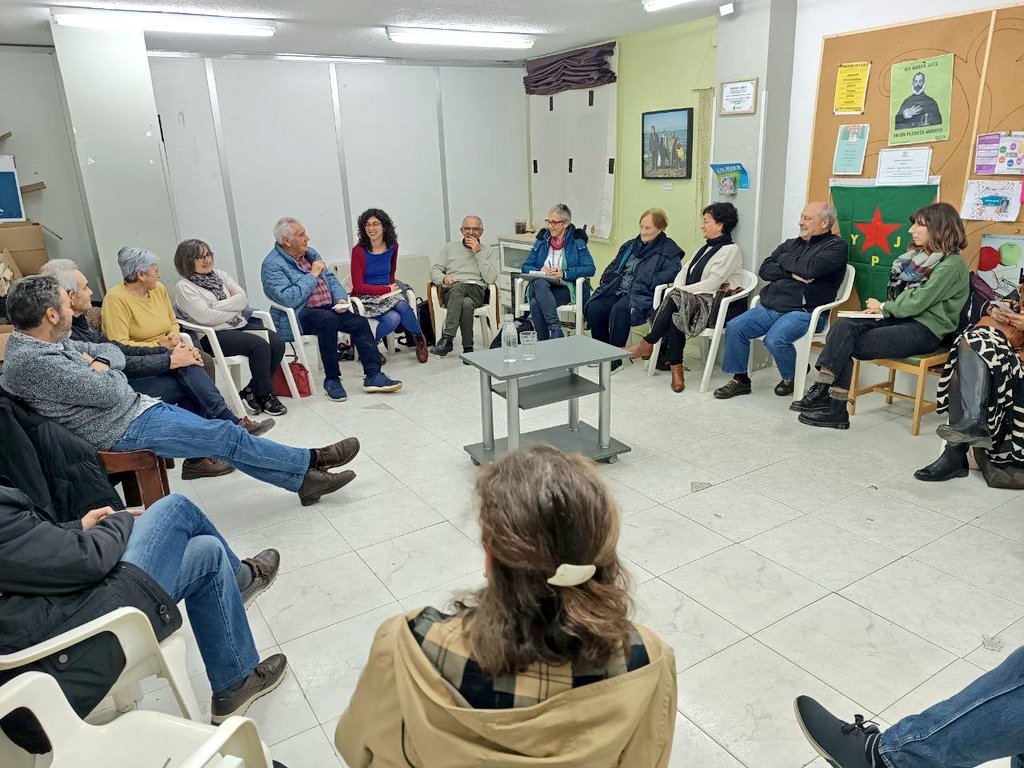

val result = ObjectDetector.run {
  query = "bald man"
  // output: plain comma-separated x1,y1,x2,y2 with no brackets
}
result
714,201,849,399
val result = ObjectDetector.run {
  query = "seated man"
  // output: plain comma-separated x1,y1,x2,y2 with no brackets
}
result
714,201,849,399
428,214,500,356
261,217,402,402
1,276,359,507
41,259,273,481
0,483,284,752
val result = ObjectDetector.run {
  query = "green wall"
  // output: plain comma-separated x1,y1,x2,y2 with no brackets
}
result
590,16,718,271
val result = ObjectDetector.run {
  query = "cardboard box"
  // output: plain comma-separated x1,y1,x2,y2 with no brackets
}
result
0,324,13,366
0,221,47,275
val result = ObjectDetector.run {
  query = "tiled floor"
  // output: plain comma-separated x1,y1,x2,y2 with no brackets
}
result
125,344,1020,767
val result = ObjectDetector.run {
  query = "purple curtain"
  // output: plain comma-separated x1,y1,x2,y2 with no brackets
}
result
523,42,616,96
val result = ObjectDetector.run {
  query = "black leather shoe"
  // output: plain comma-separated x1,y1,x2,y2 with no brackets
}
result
430,336,454,356
790,381,831,412
798,398,850,429
240,385,261,415
914,444,970,482
211,653,287,723
774,379,795,397
713,378,752,399
257,393,288,416
936,422,992,450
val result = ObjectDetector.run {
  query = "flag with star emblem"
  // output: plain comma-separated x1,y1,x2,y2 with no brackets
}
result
831,183,939,303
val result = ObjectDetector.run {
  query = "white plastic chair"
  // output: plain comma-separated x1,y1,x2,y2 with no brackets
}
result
337,273,418,356
266,301,320,395
514,275,587,336
644,270,758,392
427,282,500,349
646,282,674,377
0,672,271,768
0,607,201,727
178,310,300,415
751,263,856,401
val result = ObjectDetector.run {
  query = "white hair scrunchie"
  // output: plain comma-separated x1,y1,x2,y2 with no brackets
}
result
546,563,597,587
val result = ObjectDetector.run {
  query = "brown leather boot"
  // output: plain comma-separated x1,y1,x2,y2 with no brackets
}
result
625,338,654,359
297,469,356,506
670,364,685,393
414,334,429,363
182,457,235,480
314,437,361,471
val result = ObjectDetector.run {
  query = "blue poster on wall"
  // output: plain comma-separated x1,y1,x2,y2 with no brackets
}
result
0,156,25,222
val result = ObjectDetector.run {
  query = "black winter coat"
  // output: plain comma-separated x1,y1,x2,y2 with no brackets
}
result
757,233,849,313
0,392,124,524
0,485,181,753
590,232,684,325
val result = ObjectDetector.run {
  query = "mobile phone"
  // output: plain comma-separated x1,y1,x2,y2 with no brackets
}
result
991,300,1013,313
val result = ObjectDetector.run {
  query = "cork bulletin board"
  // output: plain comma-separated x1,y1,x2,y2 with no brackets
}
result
807,5,1024,269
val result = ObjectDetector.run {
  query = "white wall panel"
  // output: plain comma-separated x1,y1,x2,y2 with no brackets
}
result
213,58,347,306
149,57,234,273
335,64,446,262
439,67,528,244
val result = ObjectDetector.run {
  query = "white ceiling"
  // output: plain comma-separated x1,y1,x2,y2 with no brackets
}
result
0,0,721,62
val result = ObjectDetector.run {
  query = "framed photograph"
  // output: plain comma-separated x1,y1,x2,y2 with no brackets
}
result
642,108,693,180
719,77,758,115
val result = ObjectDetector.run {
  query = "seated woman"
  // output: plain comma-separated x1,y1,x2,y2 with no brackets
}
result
102,246,216,382
173,238,288,417
792,202,970,430
626,202,742,392
349,208,428,363
335,445,677,767
585,208,683,372
521,203,596,340
916,298,1024,482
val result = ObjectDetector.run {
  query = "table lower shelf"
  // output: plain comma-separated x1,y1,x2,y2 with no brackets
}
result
463,422,631,465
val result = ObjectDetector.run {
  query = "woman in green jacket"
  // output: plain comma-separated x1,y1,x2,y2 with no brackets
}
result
791,202,970,430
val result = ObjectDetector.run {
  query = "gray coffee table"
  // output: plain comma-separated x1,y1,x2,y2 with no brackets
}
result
460,335,631,465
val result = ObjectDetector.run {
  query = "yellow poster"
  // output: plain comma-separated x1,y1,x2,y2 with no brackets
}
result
834,61,871,115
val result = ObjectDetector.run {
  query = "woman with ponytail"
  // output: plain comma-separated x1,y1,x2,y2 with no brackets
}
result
335,445,678,767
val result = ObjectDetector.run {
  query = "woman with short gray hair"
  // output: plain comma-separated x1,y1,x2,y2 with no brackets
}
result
102,245,217,381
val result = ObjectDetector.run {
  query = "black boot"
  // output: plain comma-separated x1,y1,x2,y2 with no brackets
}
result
936,344,992,449
914,443,969,482
798,398,850,429
790,381,831,412
430,335,454,356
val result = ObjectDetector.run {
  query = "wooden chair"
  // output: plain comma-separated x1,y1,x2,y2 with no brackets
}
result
99,450,174,508
848,349,951,435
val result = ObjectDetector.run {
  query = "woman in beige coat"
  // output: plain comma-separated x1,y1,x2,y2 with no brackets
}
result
336,445,677,767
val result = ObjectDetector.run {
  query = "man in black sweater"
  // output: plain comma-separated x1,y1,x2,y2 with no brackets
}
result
0,483,284,752
714,202,849,398
40,259,272,479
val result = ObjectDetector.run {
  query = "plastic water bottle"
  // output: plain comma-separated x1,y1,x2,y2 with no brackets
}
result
501,320,519,363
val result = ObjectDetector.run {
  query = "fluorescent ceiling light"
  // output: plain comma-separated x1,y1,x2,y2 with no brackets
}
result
51,8,276,37
274,54,386,64
385,26,534,49
719,2,736,15
642,0,698,12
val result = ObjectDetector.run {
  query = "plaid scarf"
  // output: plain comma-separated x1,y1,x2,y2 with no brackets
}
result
409,607,649,709
187,270,228,300
887,249,945,301
295,254,334,308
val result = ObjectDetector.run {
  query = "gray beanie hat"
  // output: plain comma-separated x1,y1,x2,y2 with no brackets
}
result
117,246,160,280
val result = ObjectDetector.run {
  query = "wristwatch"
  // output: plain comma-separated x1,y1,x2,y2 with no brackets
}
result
91,356,111,368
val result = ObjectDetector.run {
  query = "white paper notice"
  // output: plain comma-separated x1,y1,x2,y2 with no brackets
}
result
960,180,1023,223
876,147,932,186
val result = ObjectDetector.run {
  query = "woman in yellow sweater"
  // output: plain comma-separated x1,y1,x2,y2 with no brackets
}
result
102,246,215,379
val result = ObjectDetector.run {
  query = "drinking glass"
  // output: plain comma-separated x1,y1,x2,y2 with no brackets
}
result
520,330,538,361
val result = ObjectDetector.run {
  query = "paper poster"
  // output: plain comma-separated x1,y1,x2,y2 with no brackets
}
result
710,163,749,195
876,147,932,186
960,180,1023,222
889,54,953,146
833,124,869,175
975,132,1024,175
720,79,757,114
979,234,1024,296
834,61,871,115
0,155,25,223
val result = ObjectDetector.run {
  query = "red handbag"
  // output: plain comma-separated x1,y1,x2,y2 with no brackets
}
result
272,345,312,398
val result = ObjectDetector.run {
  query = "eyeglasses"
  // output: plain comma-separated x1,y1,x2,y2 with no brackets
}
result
545,219,565,226
195,253,213,262
364,221,383,229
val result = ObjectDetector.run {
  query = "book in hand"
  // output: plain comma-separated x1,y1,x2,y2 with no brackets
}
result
522,271,565,284
837,310,883,319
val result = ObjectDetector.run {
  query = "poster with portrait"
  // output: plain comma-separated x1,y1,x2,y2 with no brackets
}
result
888,54,953,146
642,108,693,179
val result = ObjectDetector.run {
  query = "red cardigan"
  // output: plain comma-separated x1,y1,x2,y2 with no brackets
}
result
350,242,399,296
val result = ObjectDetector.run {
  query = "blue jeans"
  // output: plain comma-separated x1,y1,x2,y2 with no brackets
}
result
121,494,258,692
529,280,571,340
721,305,825,380
372,300,421,342
299,306,381,381
880,645,1024,768
130,365,236,423
112,402,309,491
